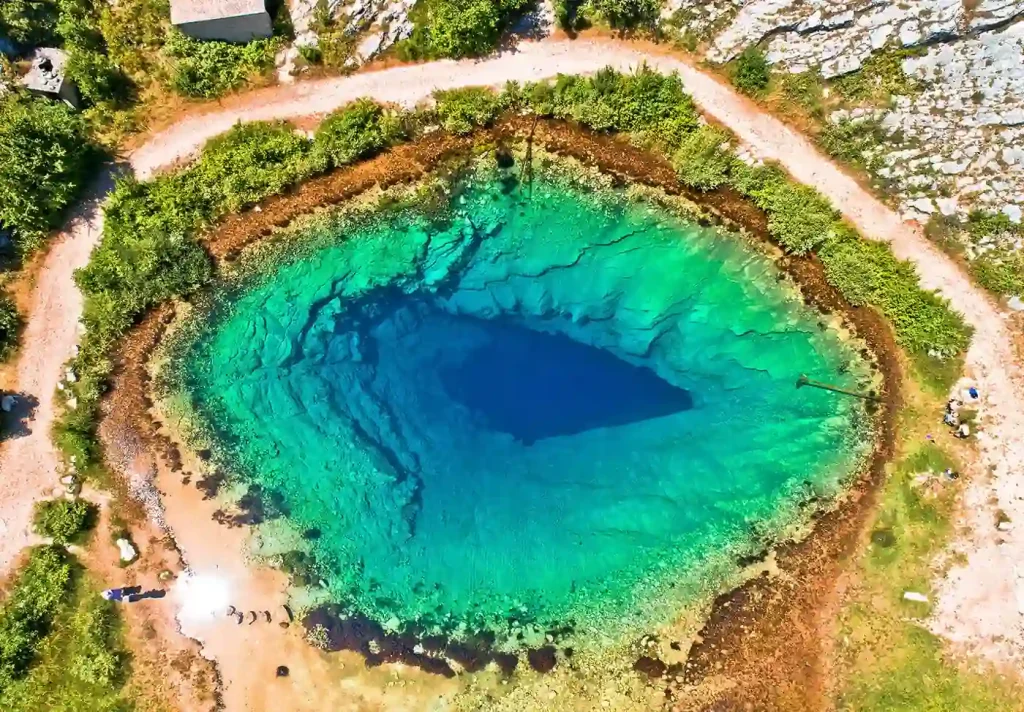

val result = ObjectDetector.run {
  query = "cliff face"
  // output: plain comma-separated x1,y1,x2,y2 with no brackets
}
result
177,158,871,643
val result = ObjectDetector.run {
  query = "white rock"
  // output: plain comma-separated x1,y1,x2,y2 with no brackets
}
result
903,591,929,603
1007,296,1024,311
1002,204,1023,223
116,538,137,562
910,197,936,214
65,367,77,383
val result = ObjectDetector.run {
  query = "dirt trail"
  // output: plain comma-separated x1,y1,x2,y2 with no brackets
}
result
2,34,1021,675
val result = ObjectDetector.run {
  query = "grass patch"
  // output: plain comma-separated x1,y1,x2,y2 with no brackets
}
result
831,48,923,104
0,552,132,711
33,498,98,545
837,401,1023,711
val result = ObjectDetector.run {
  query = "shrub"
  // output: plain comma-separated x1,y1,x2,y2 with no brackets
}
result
0,0,59,46
311,100,403,171
972,251,1024,297
831,49,922,103
819,117,886,169
434,87,501,135
32,498,97,544
0,293,20,362
0,94,99,252
98,0,169,78
56,0,134,106
0,546,74,690
819,233,971,356
68,596,124,685
731,46,771,96
581,0,660,29
528,66,700,148
165,30,278,98
399,0,530,60
673,125,733,190
730,165,839,253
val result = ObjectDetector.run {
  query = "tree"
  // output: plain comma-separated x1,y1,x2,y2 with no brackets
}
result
0,0,59,47
0,94,98,252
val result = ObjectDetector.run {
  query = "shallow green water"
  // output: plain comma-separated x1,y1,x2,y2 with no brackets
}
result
175,156,871,646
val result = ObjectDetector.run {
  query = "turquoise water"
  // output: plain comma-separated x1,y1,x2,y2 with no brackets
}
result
175,157,871,646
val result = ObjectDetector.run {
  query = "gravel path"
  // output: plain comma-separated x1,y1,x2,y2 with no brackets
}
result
1,36,1021,668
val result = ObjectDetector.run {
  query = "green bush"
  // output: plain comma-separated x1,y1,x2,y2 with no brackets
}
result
98,0,169,78
831,49,922,103
32,499,97,544
0,94,99,252
581,0,660,29
972,251,1024,297
165,30,278,98
819,117,886,169
673,125,733,190
311,100,403,170
524,67,700,149
819,233,971,356
68,596,123,686
434,87,501,134
0,546,74,691
399,0,530,59
0,0,59,46
57,0,134,106
731,46,771,96
730,164,839,253
0,293,20,362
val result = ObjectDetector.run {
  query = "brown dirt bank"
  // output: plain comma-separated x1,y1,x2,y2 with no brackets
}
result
101,119,900,711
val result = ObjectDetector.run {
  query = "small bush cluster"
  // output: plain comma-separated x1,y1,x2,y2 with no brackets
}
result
832,49,922,103
731,46,771,96
0,546,74,691
0,293,21,362
672,125,733,190
311,100,404,169
67,596,124,686
508,67,701,149
56,0,132,106
819,117,887,170
398,0,530,60
165,30,278,98
0,94,100,253
98,0,169,79
581,0,661,29
32,498,97,544
434,87,502,135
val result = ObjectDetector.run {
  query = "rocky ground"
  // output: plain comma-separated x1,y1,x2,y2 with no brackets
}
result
664,0,1024,229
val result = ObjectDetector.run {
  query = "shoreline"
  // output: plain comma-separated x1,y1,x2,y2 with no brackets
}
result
98,119,901,711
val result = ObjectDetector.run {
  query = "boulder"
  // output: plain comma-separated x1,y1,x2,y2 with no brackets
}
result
0,394,15,412
116,538,138,562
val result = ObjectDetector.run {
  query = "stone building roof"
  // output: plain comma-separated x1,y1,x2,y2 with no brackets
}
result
170,0,268,24
21,48,69,94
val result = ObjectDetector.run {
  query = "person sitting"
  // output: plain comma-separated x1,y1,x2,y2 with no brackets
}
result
955,423,970,439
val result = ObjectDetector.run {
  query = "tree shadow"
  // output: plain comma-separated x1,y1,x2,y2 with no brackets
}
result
1,392,40,441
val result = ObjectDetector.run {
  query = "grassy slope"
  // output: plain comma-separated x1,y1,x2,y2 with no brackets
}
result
835,378,1024,711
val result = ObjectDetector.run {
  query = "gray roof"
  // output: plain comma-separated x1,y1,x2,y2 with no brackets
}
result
170,0,268,24
21,48,69,94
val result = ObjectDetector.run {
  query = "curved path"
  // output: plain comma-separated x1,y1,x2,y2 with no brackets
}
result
1,36,1022,666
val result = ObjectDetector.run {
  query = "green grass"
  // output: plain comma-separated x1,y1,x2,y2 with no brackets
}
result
0,568,133,712
837,411,1024,711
